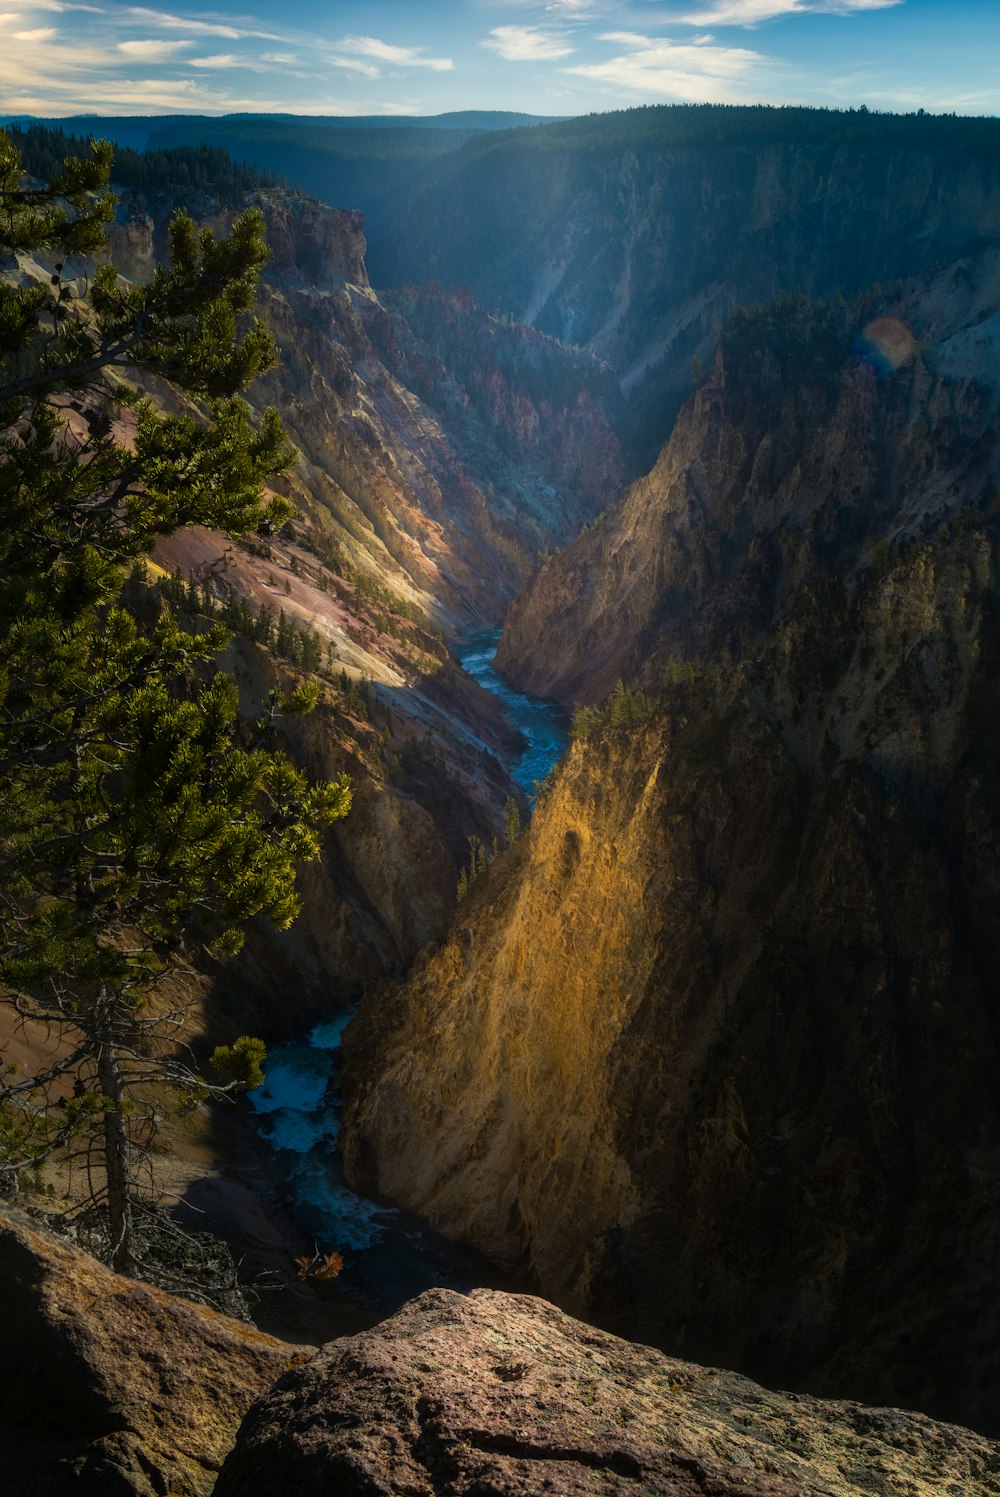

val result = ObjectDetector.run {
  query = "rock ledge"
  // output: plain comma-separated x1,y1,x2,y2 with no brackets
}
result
217,1286,1000,1495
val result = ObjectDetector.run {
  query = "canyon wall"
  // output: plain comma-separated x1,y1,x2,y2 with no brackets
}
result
498,252,1000,703
377,112,1000,462
111,191,626,638
341,255,1000,1431
101,187,627,1027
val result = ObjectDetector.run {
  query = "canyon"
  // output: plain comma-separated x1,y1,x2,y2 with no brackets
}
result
3,105,1000,1488
100,183,626,1032
339,163,1000,1431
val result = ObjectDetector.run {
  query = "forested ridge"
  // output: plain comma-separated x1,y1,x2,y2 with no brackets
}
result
8,123,280,200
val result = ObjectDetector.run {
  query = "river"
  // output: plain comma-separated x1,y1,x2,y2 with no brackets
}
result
245,627,567,1312
458,627,569,797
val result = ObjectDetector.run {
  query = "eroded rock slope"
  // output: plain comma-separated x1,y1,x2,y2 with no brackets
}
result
379,107,1000,463
342,257,1000,1431
96,186,628,1020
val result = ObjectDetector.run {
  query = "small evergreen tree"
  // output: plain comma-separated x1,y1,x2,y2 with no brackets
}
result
503,796,522,846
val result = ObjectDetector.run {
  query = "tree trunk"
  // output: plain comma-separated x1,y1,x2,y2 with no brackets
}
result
96,1009,133,1276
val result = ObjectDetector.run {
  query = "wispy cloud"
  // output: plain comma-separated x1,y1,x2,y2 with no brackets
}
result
324,52,381,79
482,26,575,61
24,0,105,10
189,52,240,69
677,0,903,25
0,4,355,113
337,35,454,71
569,30,770,100
117,37,193,58
123,7,282,42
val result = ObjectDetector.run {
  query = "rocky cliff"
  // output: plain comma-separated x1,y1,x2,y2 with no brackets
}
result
98,185,629,1027
498,252,1000,704
110,189,626,637
341,256,1000,1432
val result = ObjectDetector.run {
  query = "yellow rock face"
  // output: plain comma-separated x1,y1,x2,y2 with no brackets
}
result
342,255,1000,1433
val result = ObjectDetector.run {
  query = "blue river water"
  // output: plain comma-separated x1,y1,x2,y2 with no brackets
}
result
245,626,568,1307
459,626,568,797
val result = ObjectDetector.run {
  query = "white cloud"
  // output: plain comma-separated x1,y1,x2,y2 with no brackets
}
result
569,31,769,100
482,25,575,61
117,37,192,57
337,35,453,71
123,7,283,42
14,25,55,38
19,1,105,10
678,0,903,25
324,52,381,79
189,52,240,68
599,31,652,45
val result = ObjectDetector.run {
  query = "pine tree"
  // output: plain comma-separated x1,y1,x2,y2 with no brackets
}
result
503,797,522,847
0,130,351,1272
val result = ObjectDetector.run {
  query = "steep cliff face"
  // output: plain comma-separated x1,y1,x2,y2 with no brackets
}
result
499,252,1000,705
100,186,624,1022
110,190,625,638
369,281,631,508
342,257,1000,1431
378,111,1000,461
202,631,525,1030
344,539,1000,1428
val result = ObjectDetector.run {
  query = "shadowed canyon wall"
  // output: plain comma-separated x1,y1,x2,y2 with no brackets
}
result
341,254,1000,1432
375,110,1000,464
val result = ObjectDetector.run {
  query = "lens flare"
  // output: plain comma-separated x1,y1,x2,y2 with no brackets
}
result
854,316,917,377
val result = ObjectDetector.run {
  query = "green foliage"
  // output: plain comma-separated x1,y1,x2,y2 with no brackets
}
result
454,102,1000,165
503,796,522,847
10,124,279,202
570,680,655,741
0,130,351,1264
456,832,491,902
210,1036,267,1092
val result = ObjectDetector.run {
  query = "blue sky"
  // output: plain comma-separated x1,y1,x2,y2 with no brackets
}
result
2,0,997,118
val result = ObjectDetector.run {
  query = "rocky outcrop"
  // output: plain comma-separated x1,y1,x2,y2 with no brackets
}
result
260,198,369,289
0,1206,307,1496
216,1286,1000,1495
341,259,1000,1431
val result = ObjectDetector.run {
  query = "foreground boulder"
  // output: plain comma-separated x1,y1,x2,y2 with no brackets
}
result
0,1206,308,1495
216,1287,1000,1495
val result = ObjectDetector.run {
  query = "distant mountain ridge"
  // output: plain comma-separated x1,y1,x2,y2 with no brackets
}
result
0,110,561,259
0,110,559,151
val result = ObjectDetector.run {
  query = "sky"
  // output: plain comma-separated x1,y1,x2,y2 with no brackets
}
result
1,0,998,120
